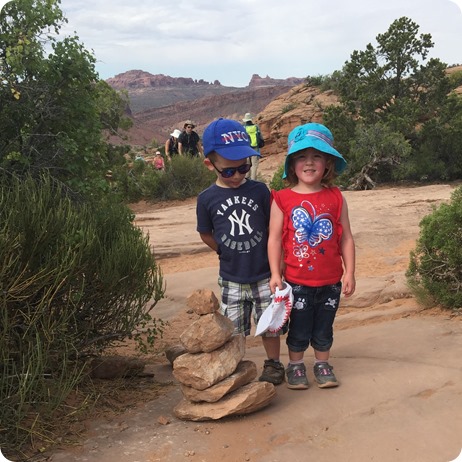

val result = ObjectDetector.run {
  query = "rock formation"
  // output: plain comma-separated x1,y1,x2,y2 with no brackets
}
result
104,69,304,146
172,289,276,421
248,73,305,88
106,70,220,90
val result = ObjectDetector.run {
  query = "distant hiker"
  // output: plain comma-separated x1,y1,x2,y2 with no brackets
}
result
165,129,181,161
134,153,146,163
242,113,263,180
178,120,203,157
153,151,165,171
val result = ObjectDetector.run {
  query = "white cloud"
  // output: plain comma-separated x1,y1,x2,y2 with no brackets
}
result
0,449,12,462
4,0,462,86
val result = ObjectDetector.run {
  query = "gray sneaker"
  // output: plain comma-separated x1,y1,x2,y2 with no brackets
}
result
313,362,338,388
286,363,309,389
259,359,285,385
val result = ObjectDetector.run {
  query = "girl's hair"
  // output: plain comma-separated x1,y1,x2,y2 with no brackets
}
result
285,151,337,188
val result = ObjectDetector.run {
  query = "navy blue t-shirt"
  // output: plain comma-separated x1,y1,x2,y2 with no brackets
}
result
196,180,271,284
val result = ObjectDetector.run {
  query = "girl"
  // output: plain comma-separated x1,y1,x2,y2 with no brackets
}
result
268,122,356,390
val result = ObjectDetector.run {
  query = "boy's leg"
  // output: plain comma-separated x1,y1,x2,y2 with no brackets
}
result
259,336,285,385
253,279,285,384
259,336,285,384
218,277,249,335
262,335,280,361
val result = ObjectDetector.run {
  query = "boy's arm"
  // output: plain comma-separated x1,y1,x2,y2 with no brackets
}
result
199,232,218,252
340,196,356,297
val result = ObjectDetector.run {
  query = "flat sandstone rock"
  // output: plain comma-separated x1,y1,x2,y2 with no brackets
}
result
173,381,276,421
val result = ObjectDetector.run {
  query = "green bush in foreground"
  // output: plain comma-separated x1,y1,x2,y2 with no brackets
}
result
0,173,164,457
407,185,462,310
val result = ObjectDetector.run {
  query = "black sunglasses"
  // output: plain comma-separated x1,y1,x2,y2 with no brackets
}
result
209,159,252,178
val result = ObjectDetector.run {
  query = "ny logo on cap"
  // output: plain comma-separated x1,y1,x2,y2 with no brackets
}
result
221,131,249,144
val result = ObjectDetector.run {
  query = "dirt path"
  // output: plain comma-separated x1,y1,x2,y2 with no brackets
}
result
45,183,462,462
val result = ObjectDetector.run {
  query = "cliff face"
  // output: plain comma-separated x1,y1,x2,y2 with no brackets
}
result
107,70,306,147
114,81,339,184
106,70,221,89
125,86,295,147
248,74,305,88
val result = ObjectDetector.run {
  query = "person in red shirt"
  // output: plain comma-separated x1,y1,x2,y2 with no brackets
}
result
268,123,356,390
153,151,165,171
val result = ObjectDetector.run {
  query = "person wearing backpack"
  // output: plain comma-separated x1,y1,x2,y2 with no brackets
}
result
242,113,264,180
165,129,181,161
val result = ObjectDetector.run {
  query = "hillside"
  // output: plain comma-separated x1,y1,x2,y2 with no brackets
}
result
121,85,296,147
108,66,462,167
106,70,305,146
107,70,305,113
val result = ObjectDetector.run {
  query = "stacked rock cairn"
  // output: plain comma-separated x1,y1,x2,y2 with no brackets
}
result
171,289,276,421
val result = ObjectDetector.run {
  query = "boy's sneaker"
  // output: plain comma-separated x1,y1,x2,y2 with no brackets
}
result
286,363,309,389
313,362,338,388
259,359,285,385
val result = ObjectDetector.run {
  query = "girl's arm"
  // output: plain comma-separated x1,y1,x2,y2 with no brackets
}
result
268,201,284,293
340,196,356,296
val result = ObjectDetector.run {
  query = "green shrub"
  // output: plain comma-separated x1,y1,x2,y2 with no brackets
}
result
0,172,164,457
305,73,340,92
160,156,215,200
281,103,296,114
269,163,286,191
406,186,462,310
448,70,462,90
111,155,215,202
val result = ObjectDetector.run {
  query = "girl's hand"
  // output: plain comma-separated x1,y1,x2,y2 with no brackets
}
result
269,275,284,294
342,273,356,297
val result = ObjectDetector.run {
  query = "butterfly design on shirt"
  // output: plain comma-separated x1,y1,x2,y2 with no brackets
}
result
293,244,309,261
291,200,333,248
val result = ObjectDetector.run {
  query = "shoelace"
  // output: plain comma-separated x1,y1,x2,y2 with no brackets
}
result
316,365,333,376
293,368,306,377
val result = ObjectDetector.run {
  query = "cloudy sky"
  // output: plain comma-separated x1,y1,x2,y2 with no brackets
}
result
3,0,462,87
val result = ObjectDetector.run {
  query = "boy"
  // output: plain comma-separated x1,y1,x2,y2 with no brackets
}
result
196,118,285,385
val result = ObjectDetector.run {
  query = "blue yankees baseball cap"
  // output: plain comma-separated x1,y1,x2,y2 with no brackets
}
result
203,118,260,160
283,123,347,178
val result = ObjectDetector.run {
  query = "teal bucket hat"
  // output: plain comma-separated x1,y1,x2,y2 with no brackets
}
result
283,123,347,178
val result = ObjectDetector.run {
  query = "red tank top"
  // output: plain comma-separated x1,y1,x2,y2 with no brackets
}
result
272,187,344,287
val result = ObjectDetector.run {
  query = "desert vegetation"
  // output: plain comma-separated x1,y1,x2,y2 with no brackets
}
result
0,1,164,458
319,17,462,189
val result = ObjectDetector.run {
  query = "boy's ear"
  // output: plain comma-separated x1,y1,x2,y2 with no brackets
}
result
203,158,215,172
